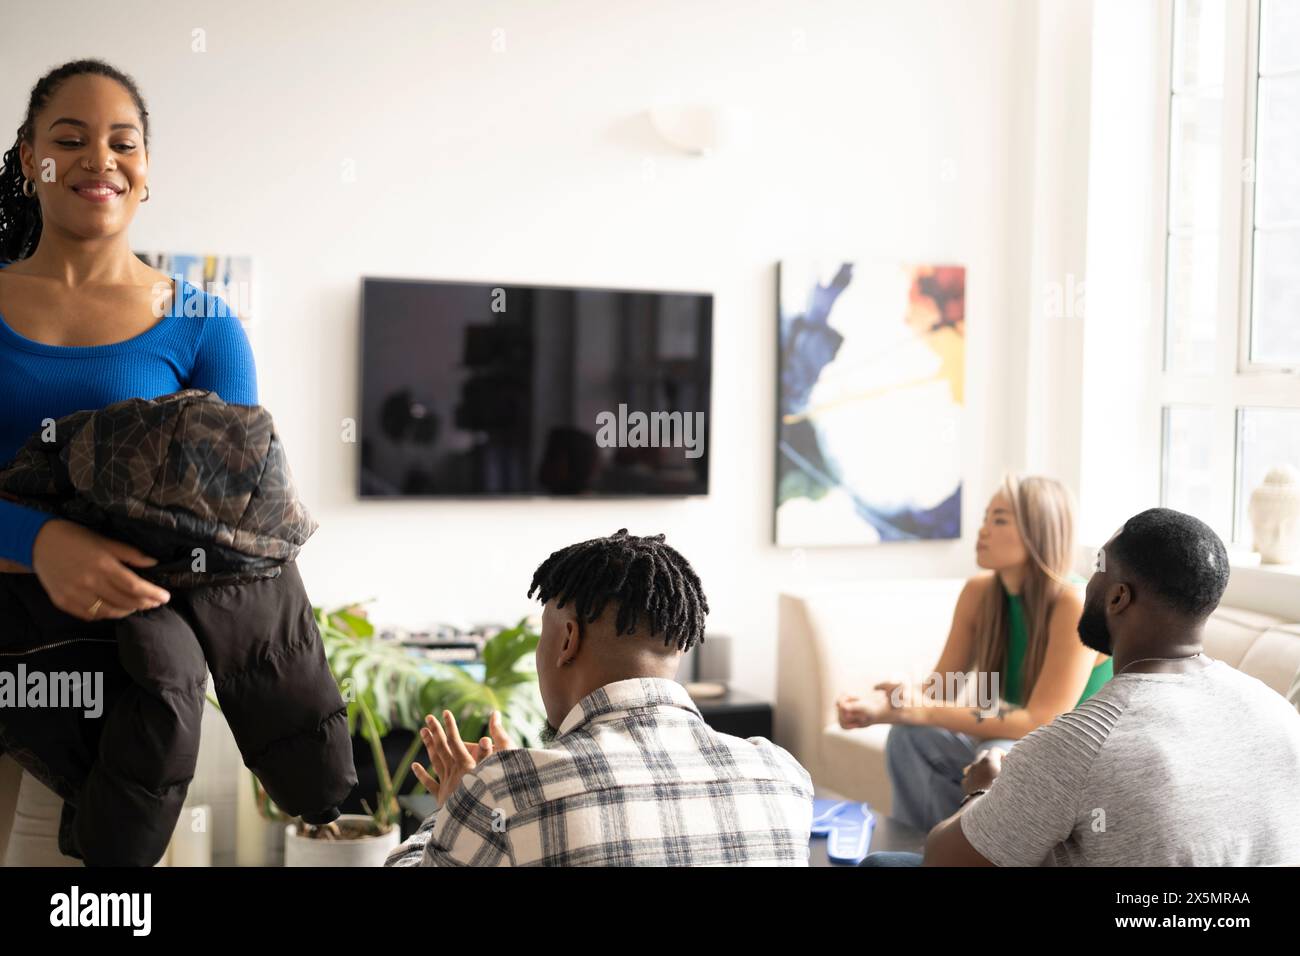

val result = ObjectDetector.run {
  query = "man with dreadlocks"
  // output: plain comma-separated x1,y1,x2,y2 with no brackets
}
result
386,528,814,866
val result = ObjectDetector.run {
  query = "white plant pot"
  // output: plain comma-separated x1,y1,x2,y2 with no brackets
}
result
283,814,400,867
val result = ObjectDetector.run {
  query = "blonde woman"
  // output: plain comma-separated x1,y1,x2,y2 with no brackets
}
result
836,474,1112,832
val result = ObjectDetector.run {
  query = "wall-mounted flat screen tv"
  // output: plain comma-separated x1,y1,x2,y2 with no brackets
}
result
359,278,712,497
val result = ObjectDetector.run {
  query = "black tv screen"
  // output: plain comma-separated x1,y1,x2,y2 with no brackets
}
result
359,278,712,497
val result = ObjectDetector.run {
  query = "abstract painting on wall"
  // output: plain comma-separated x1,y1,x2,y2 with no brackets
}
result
775,261,965,547
133,252,255,331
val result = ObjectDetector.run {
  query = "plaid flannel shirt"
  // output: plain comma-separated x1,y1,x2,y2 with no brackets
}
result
384,677,814,866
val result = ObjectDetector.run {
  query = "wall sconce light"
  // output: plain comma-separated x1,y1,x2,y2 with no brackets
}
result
647,105,723,157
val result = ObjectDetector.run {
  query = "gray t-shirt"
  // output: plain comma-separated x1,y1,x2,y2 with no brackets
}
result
962,657,1300,866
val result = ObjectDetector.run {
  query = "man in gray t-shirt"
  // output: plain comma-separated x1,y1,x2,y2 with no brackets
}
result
917,507,1300,867
960,657,1300,865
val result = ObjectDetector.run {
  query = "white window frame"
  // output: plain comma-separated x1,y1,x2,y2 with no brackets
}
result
1154,0,1300,547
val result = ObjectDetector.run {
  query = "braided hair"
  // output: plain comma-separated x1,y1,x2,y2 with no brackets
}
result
0,59,151,262
527,528,709,651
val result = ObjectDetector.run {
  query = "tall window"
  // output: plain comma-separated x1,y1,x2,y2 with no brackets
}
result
1160,0,1300,549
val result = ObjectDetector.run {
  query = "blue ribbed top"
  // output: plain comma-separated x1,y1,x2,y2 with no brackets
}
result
0,259,258,566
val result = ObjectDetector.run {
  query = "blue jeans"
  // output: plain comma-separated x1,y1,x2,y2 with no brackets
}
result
884,723,1018,832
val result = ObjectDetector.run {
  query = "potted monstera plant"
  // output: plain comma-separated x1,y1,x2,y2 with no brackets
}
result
268,600,543,866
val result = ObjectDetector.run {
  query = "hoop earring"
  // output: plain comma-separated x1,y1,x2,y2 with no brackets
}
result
22,178,35,198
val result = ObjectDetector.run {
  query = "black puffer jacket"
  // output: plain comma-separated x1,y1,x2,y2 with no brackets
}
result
0,389,357,866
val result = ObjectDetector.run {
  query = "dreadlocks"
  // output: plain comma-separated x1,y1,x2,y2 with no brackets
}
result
527,528,709,651
1,59,151,262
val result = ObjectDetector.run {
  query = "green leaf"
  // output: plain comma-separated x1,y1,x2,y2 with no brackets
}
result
312,604,545,828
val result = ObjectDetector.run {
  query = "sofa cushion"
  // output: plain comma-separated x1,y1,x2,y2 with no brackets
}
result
1201,606,1288,669
819,723,894,814
801,580,967,712
1237,624,1300,698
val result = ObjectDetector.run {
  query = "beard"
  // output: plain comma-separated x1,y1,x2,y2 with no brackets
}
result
539,720,560,745
1077,599,1113,655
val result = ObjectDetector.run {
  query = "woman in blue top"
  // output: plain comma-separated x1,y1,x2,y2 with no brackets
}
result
0,59,256,613
0,59,256,865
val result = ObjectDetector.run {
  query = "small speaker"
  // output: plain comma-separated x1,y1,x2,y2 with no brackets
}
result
688,633,731,687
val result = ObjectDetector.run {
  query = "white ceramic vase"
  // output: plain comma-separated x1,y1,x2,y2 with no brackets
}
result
1249,464,1300,565
283,814,401,867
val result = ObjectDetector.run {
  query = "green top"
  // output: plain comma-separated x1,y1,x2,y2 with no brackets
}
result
1003,580,1113,708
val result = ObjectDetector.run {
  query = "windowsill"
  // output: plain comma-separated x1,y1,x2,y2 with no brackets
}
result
1227,550,1300,578
1222,550,1300,622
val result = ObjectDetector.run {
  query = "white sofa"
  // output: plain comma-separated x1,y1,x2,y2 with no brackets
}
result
775,579,1300,817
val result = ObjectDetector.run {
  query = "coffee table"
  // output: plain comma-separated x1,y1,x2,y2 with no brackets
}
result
809,790,927,866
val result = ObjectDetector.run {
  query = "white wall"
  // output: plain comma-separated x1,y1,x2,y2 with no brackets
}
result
1011,0,1094,494
1079,0,1165,549
4,0,1036,700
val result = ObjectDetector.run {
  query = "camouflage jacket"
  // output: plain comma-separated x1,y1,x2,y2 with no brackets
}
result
0,388,317,586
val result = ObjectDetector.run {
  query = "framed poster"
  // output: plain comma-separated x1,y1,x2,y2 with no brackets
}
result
776,260,965,546
134,251,254,331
